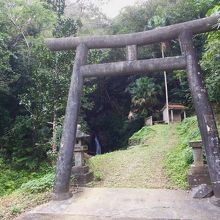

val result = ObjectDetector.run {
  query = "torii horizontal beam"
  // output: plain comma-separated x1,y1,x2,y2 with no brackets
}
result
81,56,186,77
45,15,220,50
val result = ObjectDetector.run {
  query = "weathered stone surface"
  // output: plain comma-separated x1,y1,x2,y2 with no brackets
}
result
180,31,220,197
188,173,211,188
210,196,220,207
188,165,211,188
46,15,220,50
192,184,213,199
53,44,88,198
73,171,94,186
16,188,220,220
72,165,93,186
190,165,209,174
72,166,89,174
51,191,73,201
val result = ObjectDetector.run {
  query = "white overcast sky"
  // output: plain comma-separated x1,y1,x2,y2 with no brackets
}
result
101,0,141,18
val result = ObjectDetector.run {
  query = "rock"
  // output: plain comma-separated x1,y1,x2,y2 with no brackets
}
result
210,196,220,207
192,184,213,199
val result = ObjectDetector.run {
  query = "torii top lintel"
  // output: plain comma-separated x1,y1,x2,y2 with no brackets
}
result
45,15,220,51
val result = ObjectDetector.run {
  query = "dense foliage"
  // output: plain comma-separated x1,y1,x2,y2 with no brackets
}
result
201,5,220,104
87,0,219,151
164,115,220,189
164,117,199,188
0,0,94,195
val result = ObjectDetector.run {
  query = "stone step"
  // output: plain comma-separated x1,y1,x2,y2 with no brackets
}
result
17,188,220,220
19,213,181,220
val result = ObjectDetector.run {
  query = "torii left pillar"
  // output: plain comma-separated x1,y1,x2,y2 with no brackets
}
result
52,44,88,200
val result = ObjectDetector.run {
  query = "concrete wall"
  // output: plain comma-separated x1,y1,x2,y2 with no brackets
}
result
163,107,169,123
163,108,184,123
145,116,153,126
173,110,182,122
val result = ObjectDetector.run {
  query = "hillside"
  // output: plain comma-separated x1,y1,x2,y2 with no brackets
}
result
88,116,212,190
88,124,179,189
0,117,217,219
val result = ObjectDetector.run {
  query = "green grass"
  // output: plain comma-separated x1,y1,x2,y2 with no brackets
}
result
0,162,53,197
128,126,154,145
0,163,55,219
0,171,55,219
88,124,178,189
2,116,218,219
20,173,55,194
89,117,214,190
163,116,220,189
163,117,201,189
0,190,50,220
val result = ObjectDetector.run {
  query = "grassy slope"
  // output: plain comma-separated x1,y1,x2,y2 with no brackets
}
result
164,116,220,189
2,116,217,219
0,167,55,219
0,191,50,220
88,124,179,189
0,172,55,220
163,117,198,189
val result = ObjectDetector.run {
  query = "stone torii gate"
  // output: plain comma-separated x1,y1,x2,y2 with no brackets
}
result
46,15,220,200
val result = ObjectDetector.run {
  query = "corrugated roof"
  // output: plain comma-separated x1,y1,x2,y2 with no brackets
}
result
161,103,187,111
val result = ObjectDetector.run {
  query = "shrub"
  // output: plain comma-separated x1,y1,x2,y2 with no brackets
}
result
129,126,153,145
0,166,30,196
164,116,200,189
20,173,55,193
0,162,53,196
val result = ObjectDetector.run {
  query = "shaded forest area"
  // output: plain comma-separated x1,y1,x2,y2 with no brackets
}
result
0,0,219,179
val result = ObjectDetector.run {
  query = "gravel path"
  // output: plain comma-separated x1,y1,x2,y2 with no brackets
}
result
88,124,178,189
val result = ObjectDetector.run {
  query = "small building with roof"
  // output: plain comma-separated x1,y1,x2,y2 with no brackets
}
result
161,103,187,123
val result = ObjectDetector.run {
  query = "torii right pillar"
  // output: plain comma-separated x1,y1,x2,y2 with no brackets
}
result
179,31,220,198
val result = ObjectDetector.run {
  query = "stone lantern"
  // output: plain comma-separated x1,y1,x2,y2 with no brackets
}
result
188,140,211,188
72,124,93,186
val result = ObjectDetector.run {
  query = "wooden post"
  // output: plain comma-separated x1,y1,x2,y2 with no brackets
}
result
171,109,174,123
184,111,186,120
179,31,220,198
161,42,169,125
52,44,88,200
126,45,137,61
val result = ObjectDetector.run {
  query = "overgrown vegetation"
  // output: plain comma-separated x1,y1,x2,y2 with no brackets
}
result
1,0,219,163
0,161,53,196
0,169,55,219
164,115,220,189
89,116,218,190
164,117,201,189
201,5,220,104
20,173,55,194
128,126,154,146
0,1,220,218
0,190,50,220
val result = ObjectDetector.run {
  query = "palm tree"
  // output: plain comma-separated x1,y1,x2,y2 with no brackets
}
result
128,77,162,117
